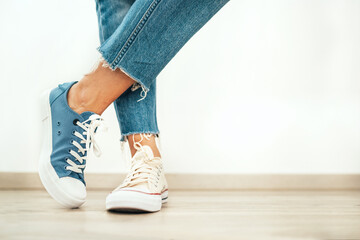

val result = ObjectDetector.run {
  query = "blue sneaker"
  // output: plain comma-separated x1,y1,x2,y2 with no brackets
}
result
39,82,104,208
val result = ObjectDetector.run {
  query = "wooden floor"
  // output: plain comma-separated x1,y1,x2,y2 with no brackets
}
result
0,190,359,240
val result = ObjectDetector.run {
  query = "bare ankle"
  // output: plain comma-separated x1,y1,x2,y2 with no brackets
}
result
127,134,161,158
67,82,90,115
67,61,136,115
67,78,108,115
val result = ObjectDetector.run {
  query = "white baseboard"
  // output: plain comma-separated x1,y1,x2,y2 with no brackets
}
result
1,172,360,190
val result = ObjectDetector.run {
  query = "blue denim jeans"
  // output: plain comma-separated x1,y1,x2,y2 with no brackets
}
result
95,0,229,140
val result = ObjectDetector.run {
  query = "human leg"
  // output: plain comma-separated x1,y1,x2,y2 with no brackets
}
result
95,0,161,157
39,0,229,210
96,0,229,212
38,0,137,208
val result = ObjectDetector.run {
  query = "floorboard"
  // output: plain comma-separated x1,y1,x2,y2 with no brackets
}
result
1,190,359,240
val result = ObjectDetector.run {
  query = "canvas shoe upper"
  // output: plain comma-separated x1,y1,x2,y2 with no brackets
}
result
39,82,105,208
106,145,168,212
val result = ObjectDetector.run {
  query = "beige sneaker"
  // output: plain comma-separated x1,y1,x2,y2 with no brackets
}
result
106,145,168,212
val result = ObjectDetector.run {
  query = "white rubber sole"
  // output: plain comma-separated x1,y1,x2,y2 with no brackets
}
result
38,89,85,208
106,190,168,213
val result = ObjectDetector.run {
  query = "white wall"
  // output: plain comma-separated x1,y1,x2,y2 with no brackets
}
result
1,0,359,174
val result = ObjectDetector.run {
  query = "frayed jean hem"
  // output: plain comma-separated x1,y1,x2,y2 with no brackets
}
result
120,131,160,142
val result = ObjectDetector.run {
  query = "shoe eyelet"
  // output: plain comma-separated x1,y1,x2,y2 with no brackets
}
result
70,140,74,144
57,121,60,126
72,130,76,135
73,119,79,126
68,149,71,153
57,130,61,135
